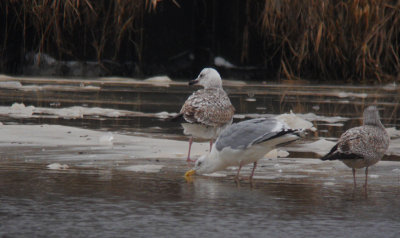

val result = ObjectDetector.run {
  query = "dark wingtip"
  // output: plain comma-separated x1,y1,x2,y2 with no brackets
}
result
320,144,338,161
320,143,364,161
321,152,363,161
320,154,332,161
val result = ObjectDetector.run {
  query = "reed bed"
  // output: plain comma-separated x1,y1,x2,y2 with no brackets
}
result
261,0,400,82
1,0,147,65
0,0,399,82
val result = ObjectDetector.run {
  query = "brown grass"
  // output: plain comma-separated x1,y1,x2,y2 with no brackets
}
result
261,0,400,82
0,0,399,82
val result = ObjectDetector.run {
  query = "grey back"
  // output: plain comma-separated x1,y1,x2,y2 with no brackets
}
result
215,118,286,151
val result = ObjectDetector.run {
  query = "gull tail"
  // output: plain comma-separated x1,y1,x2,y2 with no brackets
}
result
265,128,304,147
293,128,306,138
320,144,363,161
257,128,302,144
320,144,341,161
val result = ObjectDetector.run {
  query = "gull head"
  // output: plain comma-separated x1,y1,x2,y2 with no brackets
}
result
184,154,210,177
189,68,222,89
363,105,383,127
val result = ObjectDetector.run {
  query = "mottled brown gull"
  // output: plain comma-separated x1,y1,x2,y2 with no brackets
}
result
177,68,235,162
321,106,390,187
185,117,304,181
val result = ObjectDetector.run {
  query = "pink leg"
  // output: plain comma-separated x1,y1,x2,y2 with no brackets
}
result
364,167,369,197
209,140,213,151
249,162,257,180
235,164,243,181
352,168,357,187
186,137,195,162
364,167,369,188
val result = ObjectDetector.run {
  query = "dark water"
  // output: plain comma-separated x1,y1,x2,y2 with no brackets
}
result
0,79,399,140
0,77,400,237
1,163,400,238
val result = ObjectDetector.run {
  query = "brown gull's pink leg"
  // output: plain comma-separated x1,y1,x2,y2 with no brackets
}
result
186,137,196,162
352,168,357,187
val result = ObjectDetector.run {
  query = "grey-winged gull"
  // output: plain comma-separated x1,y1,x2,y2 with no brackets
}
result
185,117,304,180
178,68,235,162
321,106,390,187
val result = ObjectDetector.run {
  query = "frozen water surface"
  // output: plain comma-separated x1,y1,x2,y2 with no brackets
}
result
0,75,400,237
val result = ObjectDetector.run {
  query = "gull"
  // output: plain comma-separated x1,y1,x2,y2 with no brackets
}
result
321,106,390,187
177,68,235,162
185,117,304,180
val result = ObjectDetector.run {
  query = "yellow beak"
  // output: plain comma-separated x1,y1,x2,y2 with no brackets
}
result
184,169,196,177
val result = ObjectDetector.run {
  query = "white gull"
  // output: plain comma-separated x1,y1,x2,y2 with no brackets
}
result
177,68,235,162
185,117,304,181
321,106,390,188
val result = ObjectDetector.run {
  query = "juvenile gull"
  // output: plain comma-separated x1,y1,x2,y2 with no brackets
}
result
177,68,235,162
185,117,304,180
321,106,390,187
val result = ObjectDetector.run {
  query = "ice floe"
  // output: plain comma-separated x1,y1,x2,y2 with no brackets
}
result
387,138,400,156
8,103,35,118
155,111,177,119
386,127,400,139
382,82,397,91
121,164,164,173
236,111,318,131
289,139,337,156
297,112,349,123
320,123,344,127
203,172,227,177
38,106,127,118
0,123,398,186
99,132,114,146
368,174,380,179
312,105,320,111
0,103,143,119
47,163,69,170
392,168,400,173
0,81,23,89
214,56,235,68
144,76,172,87
335,92,368,98
0,102,183,120
323,182,336,186
245,97,256,102
0,124,211,160
276,111,315,131
264,149,290,159
144,76,172,83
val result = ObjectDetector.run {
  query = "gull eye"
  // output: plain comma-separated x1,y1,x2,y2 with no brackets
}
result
197,161,202,166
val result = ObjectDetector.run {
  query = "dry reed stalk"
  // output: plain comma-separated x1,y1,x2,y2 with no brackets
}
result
261,0,400,82
1,0,398,82
0,0,173,65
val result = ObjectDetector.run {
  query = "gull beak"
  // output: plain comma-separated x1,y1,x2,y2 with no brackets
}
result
188,79,199,86
184,169,196,177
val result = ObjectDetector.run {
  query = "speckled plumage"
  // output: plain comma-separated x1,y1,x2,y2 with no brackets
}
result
180,88,234,127
321,106,390,187
179,68,235,161
336,125,389,168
